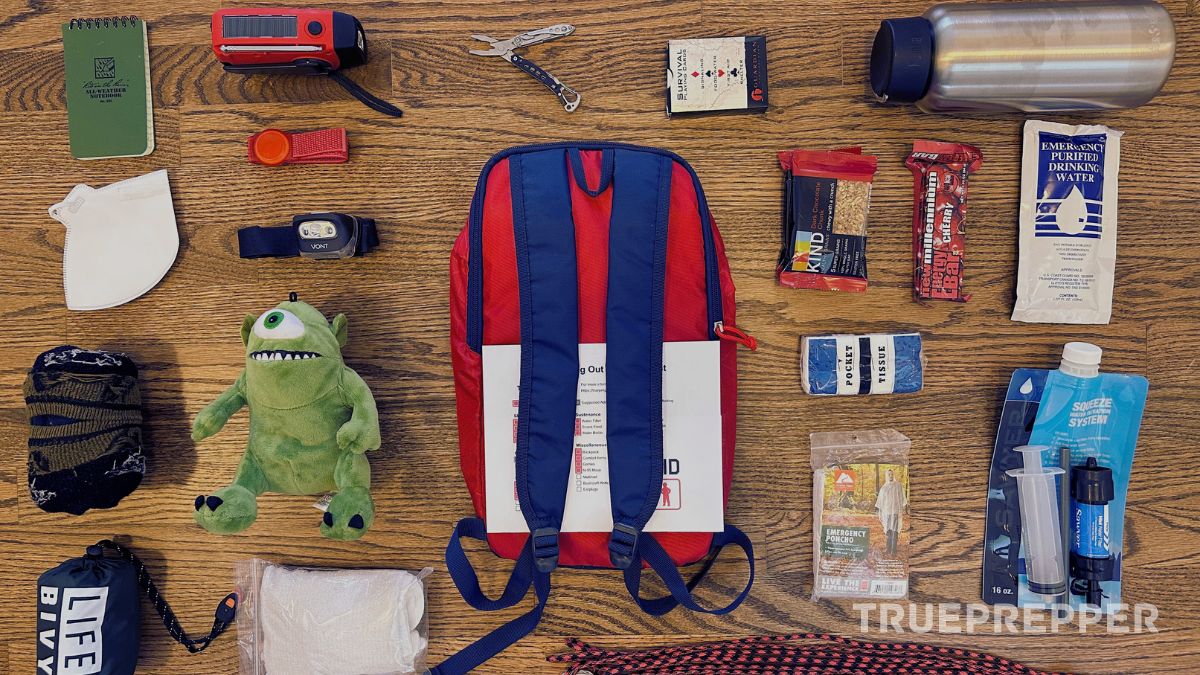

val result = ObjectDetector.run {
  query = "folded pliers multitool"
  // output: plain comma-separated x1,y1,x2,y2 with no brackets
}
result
470,24,581,112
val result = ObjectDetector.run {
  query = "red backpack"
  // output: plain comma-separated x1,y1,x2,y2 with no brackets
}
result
438,142,756,674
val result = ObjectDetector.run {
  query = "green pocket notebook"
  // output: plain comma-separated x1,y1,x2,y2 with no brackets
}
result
62,17,154,159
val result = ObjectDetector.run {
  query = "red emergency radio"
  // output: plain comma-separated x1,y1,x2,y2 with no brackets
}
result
210,8,401,117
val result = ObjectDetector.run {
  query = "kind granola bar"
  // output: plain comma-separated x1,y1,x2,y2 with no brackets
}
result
905,141,983,303
777,147,877,292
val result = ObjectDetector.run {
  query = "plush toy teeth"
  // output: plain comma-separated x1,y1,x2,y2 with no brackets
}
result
249,350,322,362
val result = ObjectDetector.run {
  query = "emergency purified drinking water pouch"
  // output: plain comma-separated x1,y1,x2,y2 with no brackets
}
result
1012,121,1122,324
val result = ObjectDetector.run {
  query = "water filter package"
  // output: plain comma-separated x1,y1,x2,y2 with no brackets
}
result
982,343,1148,615
1012,121,1122,324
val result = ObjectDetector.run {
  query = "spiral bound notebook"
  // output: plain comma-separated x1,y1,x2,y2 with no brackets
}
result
61,16,154,159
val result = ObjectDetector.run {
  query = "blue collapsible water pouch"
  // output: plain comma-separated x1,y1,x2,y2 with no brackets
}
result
1022,346,1148,613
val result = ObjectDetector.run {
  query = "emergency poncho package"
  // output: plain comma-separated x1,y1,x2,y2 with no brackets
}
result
235,559,431,675
811,429,910,601
1012,120,1122,324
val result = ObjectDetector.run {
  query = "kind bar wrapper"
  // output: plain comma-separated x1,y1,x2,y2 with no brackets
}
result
811,429,910,601
777,147,877,292
666,36,768,116
906,140,983,303
1012,120,1121,324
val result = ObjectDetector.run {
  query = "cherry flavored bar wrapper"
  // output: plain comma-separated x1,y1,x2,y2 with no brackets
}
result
905,140,983,303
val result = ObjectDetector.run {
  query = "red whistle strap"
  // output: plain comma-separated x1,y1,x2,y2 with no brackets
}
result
288,128,349,163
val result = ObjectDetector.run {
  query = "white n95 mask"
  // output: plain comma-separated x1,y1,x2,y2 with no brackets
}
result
49,169,178,311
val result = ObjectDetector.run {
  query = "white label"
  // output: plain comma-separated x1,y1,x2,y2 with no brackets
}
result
483,341,724,533
868,579,909,598
312,493,334,512
58,586,107,675
667,37,750,113
869,334,895,395
836,336,859,395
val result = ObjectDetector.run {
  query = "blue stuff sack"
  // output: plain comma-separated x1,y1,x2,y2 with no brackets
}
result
802,332,923,395
37,540,236,675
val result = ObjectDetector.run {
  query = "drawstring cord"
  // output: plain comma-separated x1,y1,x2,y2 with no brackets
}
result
95,539,237,653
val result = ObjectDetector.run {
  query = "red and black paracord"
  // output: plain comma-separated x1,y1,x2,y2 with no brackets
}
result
549,633,1072,675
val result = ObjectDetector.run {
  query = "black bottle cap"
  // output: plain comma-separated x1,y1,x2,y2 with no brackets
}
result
1071,457,1115,505
85,544,105,559
869,17,934,104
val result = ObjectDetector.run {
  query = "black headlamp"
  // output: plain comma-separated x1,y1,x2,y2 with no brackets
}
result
238,212,379,260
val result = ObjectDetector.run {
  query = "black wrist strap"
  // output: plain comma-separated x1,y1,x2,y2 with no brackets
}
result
96,539,237,654
325,70,403,118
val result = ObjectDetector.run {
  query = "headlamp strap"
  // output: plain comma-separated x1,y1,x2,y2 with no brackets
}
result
237,216,378,259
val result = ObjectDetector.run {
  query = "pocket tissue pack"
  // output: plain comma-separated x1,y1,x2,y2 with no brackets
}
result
802,332,924,396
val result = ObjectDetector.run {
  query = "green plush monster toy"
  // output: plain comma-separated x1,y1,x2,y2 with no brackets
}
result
191,294,380,540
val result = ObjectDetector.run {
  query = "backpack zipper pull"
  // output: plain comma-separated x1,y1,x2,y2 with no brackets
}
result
714,321,758,350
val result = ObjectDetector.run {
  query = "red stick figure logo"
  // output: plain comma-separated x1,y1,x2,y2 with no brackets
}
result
658,478,681,510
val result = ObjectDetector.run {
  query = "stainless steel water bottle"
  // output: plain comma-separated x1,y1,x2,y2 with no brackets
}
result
870,0,1176,113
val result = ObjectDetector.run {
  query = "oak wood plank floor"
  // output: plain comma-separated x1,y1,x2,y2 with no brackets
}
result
2,1,1198,673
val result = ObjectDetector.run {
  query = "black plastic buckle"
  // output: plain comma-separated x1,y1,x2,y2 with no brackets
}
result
530,527,559,573
609,523,640,569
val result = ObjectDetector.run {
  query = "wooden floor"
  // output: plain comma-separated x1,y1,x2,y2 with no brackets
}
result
2,1,1199,673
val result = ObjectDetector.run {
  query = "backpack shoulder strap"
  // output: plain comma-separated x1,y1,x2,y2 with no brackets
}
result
603,148,673,568
603,149,754,614
436,148,580,675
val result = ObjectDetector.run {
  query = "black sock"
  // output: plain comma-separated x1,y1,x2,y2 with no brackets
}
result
25,346,144,514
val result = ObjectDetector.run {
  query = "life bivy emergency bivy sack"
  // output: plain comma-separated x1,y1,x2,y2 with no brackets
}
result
438,142,757,674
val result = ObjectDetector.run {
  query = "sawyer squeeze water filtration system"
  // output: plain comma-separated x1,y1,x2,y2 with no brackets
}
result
983,343,1147,613
1023,343,1147,612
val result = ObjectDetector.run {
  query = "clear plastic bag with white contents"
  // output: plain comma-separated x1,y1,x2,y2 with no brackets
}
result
235,559,431,675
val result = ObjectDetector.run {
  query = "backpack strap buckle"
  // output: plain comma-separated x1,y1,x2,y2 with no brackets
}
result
609,523,640,569
530,527,560,573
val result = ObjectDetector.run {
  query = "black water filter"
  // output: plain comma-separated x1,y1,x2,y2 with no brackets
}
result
1070,457,1116,607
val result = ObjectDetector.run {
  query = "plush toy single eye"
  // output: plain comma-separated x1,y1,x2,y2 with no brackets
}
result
254,309,305,340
